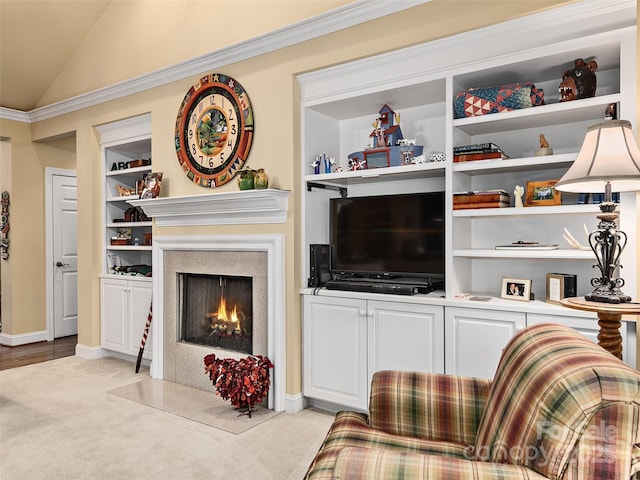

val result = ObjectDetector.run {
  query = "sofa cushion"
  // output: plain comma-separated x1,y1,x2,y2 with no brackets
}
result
304,411,471,480
474,323,640,479
369,371,491,445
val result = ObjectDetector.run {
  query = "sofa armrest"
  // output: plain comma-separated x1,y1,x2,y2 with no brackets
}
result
368,370,491,445
331,447,545,480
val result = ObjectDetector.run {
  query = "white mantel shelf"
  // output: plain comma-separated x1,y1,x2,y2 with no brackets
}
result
127,189,291,226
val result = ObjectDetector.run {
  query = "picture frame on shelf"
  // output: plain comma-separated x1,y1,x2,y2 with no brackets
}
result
546,273,577,305
501,277,532,302
526,179,561,206
139,172,163,199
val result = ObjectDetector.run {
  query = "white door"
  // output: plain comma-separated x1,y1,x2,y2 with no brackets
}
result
52,174,78,338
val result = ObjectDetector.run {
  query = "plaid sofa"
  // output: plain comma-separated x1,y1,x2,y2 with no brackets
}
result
304,323,640,479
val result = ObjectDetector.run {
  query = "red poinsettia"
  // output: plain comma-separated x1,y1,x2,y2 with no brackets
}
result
203,354,274,417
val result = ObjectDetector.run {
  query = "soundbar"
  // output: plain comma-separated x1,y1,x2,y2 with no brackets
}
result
325,279,419,296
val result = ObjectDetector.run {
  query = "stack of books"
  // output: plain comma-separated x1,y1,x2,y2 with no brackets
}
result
453,143,509,162
453,189,511,209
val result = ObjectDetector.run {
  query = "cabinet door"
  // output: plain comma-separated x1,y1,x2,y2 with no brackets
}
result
100,278,128,353
127,279,153,358
303,295,368,410
445,307,525,378
527,313,635,368
367,301,444,387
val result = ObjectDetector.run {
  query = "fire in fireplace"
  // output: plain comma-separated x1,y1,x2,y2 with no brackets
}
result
178,273,253,354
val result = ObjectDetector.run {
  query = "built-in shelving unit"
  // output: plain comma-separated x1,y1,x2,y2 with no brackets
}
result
297,1,638,408
96,114,154,362
299,16,637,302
99,118,153,275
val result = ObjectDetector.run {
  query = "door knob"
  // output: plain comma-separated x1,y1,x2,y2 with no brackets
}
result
56,261,70,267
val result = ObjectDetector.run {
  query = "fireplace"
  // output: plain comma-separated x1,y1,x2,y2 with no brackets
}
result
179,273,253,354
150,233,287,412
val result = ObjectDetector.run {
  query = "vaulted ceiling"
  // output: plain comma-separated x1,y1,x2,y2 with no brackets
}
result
0,0,357,113
1,1,112,111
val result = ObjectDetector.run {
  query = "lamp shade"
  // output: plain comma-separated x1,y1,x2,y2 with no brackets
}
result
555,120,640,193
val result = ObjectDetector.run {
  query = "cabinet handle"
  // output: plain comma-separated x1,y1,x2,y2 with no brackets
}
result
367,310,374,318
358,308,366,317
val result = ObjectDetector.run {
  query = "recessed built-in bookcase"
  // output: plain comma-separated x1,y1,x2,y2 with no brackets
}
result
297,2,638,406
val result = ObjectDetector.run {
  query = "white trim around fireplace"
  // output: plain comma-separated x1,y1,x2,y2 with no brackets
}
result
151,233,287,412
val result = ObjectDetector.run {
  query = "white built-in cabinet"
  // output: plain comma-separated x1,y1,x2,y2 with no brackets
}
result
299,2,638,410
444,307,526,379
303,294,444,410
96,114,154,360
100,276,153,359
303,295,369,410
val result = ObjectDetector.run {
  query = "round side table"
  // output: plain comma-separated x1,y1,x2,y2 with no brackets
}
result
560,297,640,359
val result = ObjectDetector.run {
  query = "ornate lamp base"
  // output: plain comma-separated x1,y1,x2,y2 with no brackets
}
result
585,195,631,304
585,288,632,304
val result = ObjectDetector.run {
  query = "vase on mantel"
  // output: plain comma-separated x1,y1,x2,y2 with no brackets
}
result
254,168,269,189
237,169,256,190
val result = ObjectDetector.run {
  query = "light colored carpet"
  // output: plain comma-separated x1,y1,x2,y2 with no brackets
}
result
108,378,279,434
0,355,334,480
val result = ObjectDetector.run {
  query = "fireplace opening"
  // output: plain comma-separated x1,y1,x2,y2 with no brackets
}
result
178,273,253,354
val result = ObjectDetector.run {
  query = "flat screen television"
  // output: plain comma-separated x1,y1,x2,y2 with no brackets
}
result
329,191,445,285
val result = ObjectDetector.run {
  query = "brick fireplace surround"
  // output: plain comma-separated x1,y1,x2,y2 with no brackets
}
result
131,190,290,412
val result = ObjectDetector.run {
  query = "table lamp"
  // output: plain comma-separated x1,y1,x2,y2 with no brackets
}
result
555,119,640,304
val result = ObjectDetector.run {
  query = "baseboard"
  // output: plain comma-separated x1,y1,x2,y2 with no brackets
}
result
75,344,109,360
285,392,307,413
0,330,48,346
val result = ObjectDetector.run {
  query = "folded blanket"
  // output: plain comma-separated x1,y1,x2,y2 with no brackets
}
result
454,82,544,118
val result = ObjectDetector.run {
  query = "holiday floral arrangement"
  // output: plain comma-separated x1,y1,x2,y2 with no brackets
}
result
203,353,274,418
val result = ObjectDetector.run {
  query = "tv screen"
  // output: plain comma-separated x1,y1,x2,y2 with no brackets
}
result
330,192,445,281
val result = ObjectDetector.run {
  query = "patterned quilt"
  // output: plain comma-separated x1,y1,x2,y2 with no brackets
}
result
454,82,544,118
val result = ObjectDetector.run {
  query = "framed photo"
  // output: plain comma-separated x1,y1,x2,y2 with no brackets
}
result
139,172,163,199
546,273,577,305
501,277,532,302
526,179,561,206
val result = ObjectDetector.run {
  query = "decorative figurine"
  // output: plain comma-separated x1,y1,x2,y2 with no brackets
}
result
348,104,423,168
562,225,591,251
559,58,598,102
535,134,553,156
514,185,524,208
310,157,321,175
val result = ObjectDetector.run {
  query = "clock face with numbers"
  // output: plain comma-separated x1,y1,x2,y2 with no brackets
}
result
175,73,254,187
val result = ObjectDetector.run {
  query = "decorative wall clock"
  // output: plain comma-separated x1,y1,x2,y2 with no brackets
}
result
175,73,254,187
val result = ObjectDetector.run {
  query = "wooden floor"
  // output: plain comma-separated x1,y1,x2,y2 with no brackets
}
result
0,335,77,370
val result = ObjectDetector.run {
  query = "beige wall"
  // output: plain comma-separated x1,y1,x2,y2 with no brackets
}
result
6,0,626,396
0,120,75,336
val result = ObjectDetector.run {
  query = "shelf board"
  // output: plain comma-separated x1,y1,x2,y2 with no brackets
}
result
106,245,152,251
107,222,152,228
105,165,152,177
453,248,593,260
453,153,577,175
453,204,598,217
452,94,620,135
107,195,140,202
305,162,445,187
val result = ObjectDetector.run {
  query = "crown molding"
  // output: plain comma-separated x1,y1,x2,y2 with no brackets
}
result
298,0,637,106
0,107,30,123
0,0,429,124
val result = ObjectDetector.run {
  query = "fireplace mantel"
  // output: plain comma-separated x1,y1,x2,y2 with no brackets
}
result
127,189,291,226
